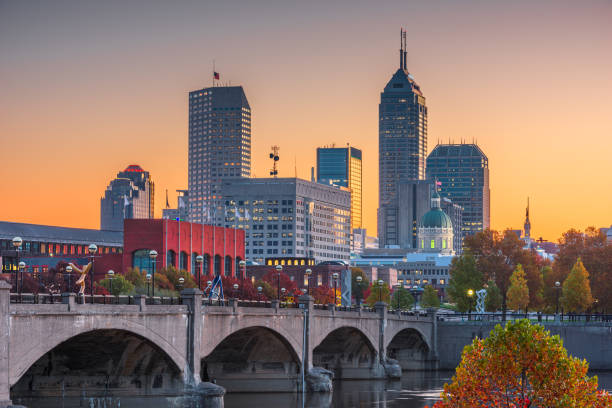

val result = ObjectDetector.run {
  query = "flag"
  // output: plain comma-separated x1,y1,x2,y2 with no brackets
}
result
245,209,251,220
123,195,130,207
209,273,224,300
214,71,220,80
165,189,170,208
178,197,186,208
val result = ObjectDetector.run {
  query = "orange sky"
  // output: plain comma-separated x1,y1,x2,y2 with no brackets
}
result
1,0,611,242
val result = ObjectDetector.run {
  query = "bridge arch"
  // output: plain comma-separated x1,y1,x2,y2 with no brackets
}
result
201,325,301,392
9,316,187,388
312,326,380,379
11,328,184,399
385,327,432,370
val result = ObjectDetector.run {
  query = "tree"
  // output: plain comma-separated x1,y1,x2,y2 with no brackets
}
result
262,270,298,298
351,267,369,303
312,285,334,305
391,287,415,309
446,254,483,312
420,285,439,308
506,265,529,312
99,275,134,296
124,267,146,287
561,258,593,313
365,281,390,306
484,280,502,312
426,320,612,408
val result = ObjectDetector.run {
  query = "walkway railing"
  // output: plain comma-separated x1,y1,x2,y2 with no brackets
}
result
440,312,612,323
9,292,183,306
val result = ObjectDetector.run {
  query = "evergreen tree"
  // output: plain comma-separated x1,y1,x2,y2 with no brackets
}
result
506,264,529,312
390,287,415,310
420,285,440,308
485,280,502,312
447,254,484,312
561,258,593,312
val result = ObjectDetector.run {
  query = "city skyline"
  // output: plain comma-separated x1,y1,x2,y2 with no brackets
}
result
1,0,611,240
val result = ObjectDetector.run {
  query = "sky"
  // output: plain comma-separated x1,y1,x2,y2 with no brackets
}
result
1,0,611,242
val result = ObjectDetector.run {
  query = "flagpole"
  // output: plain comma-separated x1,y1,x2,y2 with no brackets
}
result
223,205,226,277
234,208,237,278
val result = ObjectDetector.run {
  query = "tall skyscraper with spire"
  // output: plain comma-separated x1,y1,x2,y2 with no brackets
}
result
378,29,428,245
187,85,251,224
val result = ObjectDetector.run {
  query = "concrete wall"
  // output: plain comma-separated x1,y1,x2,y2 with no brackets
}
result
437,321,612,370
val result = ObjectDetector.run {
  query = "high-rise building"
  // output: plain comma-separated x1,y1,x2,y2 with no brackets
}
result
378,29,428,241
162,190,189,221
426,143,490,238
220,178,351,265
188,86,251,224
100,165,154,231
316,145,362,231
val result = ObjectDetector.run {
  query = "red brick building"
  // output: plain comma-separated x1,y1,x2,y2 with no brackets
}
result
123,219,245,277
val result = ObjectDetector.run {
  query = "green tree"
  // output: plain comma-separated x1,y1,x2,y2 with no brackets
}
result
506,264,529,312
484,280,502,312
561,258,593,312
447,254,483,312
420,285,440,308
391,287,415,310
158,266,196,290
99,275,134,296
365,281,390,306
254,280,274,300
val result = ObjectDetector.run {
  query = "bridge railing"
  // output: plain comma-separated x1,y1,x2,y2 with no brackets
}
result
439,312,612,323
8,292,184,306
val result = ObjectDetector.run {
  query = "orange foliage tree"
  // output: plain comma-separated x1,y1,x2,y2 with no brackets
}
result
427,319,612,408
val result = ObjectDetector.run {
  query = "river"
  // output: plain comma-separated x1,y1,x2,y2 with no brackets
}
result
13,371,612,408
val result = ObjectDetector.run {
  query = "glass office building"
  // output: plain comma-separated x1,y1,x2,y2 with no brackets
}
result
188,86,251,224
316,146,362,231
426,144,490,238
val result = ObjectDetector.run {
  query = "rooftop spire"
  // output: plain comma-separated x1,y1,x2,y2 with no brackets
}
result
399,28,408,70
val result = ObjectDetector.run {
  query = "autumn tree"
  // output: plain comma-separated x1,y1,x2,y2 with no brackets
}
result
446,254,483,312
312,285,334,304
506,265,529,312
420,285,440,308
390,287,415,310
561,258,593,313
427,319,612,408
365,281,390,306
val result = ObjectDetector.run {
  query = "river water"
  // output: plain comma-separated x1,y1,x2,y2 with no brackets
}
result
13,371,612,408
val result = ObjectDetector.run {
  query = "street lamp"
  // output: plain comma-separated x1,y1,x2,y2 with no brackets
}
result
12,237,22,293
378,279,384,302
88,244,97,302
149,250,158,297
332,272,339,306
178,277,185,292
107,270,115,296
66,265,73,293
356,275,363,306
257,286,263,302
275,264,283,300
18,261,26,297
239,260,246,281
467,288,474,319
232,283,239,299
305,268,312,296
554,281,561,315
146,274,152,297
196,255,204,291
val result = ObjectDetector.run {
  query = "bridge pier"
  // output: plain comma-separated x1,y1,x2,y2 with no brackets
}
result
0,282,11,408
181,289,203,386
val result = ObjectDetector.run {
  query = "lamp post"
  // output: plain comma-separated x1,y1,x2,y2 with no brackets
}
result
66,265,73,293
378,279,384,302
107,270,115,296
355,275,363,306
257,286,263,303
305,268,312,296
146,274,152,297
18,261,25,297
178,277,185,293
467,288,474,320
206,280,212,298
149,250,158,297
196,255,204,291
554,281,561,315
233,283,239,299
239,260,246,281
275,264,282,300
332,272,339,306
281,287,286,304
88,244,97,302
12,237,22,293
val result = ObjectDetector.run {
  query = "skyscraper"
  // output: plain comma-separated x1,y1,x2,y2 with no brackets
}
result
316,145,362,231
188,86,251,224
100,165,154,231
378,29,428,242
426,143,490,238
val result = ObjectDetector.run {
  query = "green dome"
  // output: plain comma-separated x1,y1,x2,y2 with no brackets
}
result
420,208,453,229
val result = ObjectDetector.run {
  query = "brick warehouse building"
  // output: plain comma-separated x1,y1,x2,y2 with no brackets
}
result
123,219,245,277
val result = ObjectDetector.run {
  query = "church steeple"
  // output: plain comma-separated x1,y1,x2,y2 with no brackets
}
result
524,197,531,240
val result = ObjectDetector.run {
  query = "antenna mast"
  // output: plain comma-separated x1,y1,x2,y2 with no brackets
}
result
269,146,280,178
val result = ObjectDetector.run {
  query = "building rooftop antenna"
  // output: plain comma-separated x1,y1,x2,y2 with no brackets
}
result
269,146,280,178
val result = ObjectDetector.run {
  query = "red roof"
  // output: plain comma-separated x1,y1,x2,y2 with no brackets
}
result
124,165,144,172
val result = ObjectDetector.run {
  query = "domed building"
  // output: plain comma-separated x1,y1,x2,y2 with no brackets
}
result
418,190,454,255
